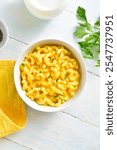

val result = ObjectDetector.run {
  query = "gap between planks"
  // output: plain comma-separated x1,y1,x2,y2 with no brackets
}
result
9,36,29,46
65,8,100,78
3,137,33,150
8,8,75,45
61,111,99,128
1,4,99,150
9,36,100,77
3,111,99,149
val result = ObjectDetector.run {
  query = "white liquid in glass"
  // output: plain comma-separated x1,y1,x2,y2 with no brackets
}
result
31,0,63,10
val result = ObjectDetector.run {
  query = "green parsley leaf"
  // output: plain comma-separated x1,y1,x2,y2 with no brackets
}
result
96,60,100,67
76,7,87,23
40,71,43,73
74,26,90,38
74,6,100,66
56,78,59,82
94,18,100,27
64,73,69,79
21,63,25,67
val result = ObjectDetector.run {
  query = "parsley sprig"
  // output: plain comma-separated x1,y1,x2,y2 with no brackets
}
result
74,6,100,66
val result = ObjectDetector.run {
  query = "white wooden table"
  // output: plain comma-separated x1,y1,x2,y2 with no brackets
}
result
0,0,100,150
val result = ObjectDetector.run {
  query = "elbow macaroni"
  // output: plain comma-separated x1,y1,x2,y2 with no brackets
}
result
20,45,80,107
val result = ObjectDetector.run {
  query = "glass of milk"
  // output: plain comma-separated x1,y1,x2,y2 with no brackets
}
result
24,0,68,20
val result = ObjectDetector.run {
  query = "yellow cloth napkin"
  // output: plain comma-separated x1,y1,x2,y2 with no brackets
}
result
0,60,26,138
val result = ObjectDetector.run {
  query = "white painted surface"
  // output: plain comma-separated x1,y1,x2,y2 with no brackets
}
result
0,0,99,75
6,108,99,150
0,138,31,150
63,73,100,126
0,0,100,150
67,0,100,21
0,38,27,59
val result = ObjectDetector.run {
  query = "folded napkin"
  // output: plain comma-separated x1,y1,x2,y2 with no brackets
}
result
0,60,26,138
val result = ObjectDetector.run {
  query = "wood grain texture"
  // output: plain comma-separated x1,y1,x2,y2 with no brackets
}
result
0,38,27,60
1,37,99,126
5,107,99,150
0,0,99,75
0,23,100,150
67,0,100,20
63,73,100,126
0,138,31,150
0,0,100,149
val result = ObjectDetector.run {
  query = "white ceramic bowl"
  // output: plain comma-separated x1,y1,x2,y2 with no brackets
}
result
24,0,67,20
0,19,9,49
14,39,87,112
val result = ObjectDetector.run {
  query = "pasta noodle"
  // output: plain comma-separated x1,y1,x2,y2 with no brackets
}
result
20,45,80,107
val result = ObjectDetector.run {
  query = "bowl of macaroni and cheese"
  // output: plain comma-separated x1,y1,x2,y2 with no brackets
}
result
14,39,86,112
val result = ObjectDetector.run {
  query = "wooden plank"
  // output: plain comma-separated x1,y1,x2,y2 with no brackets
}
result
1,36,99,126
67,0,100,21
63,73,100,126
0,138,31,150
0,0,76,44
0,1,100,149
0,38,28,60
6,108,99,150
0,0,99,75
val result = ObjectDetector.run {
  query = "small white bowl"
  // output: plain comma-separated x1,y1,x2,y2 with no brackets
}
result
14,39,87,112
0,19,9,48
24,0,67,20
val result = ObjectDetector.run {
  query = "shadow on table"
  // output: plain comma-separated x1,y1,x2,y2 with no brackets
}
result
27,106,59,125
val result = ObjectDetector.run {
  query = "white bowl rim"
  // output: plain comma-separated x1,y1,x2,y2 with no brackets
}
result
0,19,9,48
14,39,87,112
